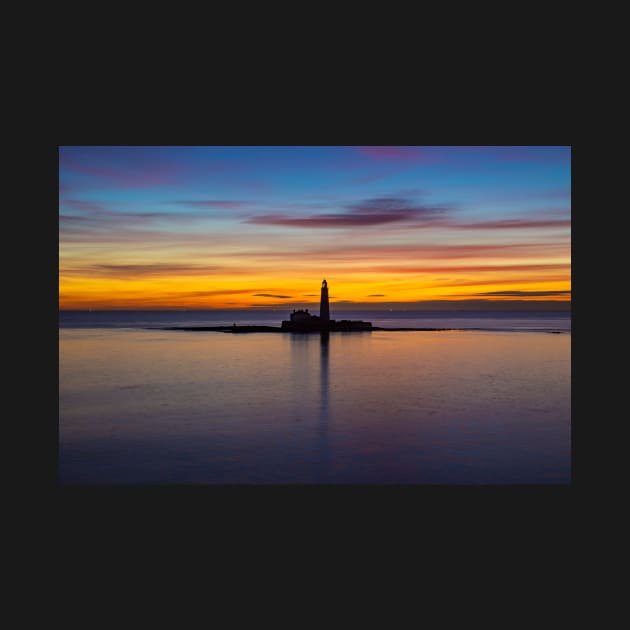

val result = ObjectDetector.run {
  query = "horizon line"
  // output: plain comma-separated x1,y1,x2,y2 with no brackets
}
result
59,298,571,312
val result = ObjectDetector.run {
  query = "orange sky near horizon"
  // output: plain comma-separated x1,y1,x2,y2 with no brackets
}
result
59,146,571,310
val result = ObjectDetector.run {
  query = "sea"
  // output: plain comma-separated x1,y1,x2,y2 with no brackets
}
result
59,309,571,332
59,309,571,484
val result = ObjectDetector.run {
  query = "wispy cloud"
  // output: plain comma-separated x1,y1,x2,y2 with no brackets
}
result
60,209,172,230
252,293,293,298
435,275,569,289
461,188,571,204
364,263,570,274
471,290,571,297
60,263,230,279
59,148,270,192
64,199,110,213
172,200,251,209
368,294,386,297
62,198,171,222
457,218,571,230
192,241,568,264
59,214,96,223
58,288,265,308
60,156,183,188
245,197,449,228
243,196,570,232
60,197,232,234
176,289,262,297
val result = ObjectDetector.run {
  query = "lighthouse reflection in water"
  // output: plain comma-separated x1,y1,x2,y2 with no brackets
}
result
319,332,330,482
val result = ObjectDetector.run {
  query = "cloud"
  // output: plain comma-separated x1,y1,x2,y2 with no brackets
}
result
59,147,268,192
460,188,570,204
60,156,182,188
60,197,240,235
59,209,172,231
458,219,571,230
59,148,234,189
434,274,569,289
326,299,571,311
245,196,449,228
252,293,293,299
364,263,570,274
303,294,318,296
60,289,260,307
64,199,109,213
59,214,94,223
61,199,174,222
60,263,228,279
368,294,386,297
179,242,568,270
243,196,570,232
174,290,260,297
172,200,251,209
471,290,572,297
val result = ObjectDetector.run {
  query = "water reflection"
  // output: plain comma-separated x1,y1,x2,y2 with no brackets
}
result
319,332,329,482
60,328,571,484
289,332,330,482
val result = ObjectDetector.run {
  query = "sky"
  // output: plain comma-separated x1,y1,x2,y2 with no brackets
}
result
59,146,571,310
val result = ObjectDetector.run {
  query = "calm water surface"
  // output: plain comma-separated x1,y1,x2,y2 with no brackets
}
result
59,328,570,484
59,309,571,332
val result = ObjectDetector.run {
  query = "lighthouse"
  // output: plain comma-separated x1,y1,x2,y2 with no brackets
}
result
320,279,330,328
281,279,371,332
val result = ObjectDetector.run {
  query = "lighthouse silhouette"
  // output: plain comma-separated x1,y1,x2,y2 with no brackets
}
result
281,279,371,332
320,279,330,329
